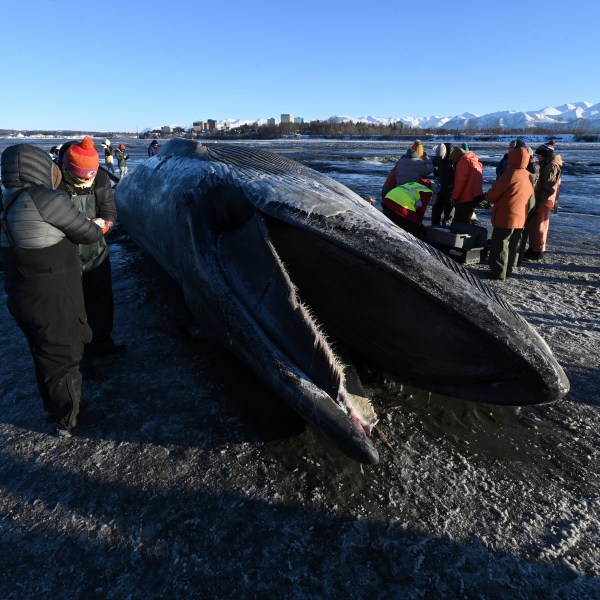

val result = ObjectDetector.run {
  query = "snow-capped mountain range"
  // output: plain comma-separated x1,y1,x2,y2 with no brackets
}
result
208,101,600,132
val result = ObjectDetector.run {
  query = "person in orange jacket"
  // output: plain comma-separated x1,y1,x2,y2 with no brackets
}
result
485,147,534,280
449,146,484,224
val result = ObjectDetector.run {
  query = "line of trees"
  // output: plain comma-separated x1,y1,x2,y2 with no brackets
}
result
2,120,598,142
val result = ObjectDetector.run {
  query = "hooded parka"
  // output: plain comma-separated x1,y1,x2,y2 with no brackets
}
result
487,148,533,229
485,148,534,280
1,144,103,431
449,148,484,224
381,150,434,200
451,149,483,205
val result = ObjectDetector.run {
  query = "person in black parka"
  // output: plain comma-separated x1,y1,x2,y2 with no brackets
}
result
147,139,160,157
430,142,455,226
0,144,105,435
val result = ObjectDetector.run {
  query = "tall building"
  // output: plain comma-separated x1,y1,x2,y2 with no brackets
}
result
281,114,294,124
207,119,218,130
267,118,276,126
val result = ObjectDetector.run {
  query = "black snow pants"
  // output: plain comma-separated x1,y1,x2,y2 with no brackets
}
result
82,254,115,349
2,238,91,427
430,191,455,227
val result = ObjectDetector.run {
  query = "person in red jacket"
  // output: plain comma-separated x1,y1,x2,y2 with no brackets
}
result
381,142,433,200
449,146,484,224
485,147,533,280
382,179,434,236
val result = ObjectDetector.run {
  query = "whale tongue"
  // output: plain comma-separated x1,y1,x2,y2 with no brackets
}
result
216,211,378,464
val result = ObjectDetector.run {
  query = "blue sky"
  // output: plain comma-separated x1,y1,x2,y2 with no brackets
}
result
3,0,599,131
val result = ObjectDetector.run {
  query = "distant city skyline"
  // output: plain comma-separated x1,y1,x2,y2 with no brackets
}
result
84,102,600,134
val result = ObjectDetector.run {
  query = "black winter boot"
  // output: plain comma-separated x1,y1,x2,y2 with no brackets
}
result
75,405,106,431
523,249,543,261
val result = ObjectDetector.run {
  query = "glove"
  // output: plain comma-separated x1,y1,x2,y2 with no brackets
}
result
91,218,111,235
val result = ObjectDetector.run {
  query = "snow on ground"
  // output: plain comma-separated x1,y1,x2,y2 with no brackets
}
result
0,206,599,598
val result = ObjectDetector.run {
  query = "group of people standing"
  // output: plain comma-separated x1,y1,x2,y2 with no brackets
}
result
487,140,562,280
102,139,129,178
382,140,486,236
381,138,562,281
1,135,165,437
1,138,125,436
102,138,160,176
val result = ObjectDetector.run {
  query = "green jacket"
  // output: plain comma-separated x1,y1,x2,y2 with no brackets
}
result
115,149,128,168
535,154,563,207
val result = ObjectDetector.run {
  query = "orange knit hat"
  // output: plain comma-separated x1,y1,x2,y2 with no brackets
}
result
63,137,99,180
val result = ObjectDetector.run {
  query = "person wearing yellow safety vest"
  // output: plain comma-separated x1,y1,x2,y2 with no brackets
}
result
382,147,434,200
382,179,434,237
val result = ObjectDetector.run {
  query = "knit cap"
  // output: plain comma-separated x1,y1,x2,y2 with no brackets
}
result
535,143,554,158
435,144,447,159
411,139,424,157
104,139,111,147
63,137,99,180
449,146,466,165
119,143,126,150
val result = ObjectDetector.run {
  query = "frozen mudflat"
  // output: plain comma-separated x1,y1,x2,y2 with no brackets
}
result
1,164,599,598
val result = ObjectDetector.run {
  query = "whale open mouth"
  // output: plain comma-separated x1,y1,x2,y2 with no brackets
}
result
209,198,379,463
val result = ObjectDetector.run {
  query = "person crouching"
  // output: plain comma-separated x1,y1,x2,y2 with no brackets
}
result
382,179,435,237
